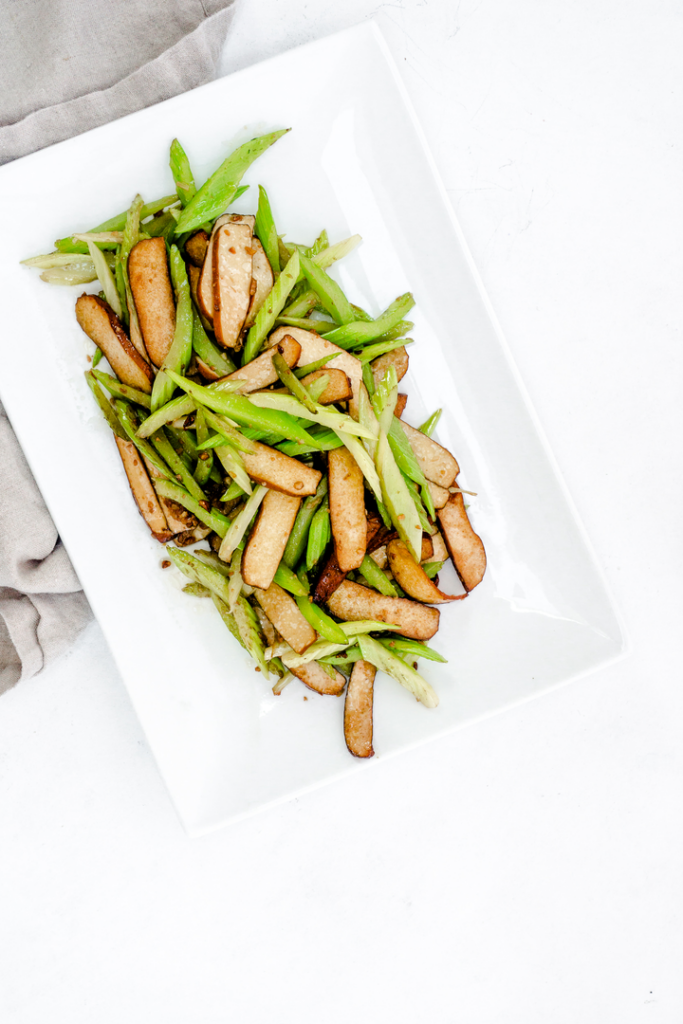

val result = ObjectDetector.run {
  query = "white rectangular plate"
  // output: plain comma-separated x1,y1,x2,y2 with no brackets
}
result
0,22,625,835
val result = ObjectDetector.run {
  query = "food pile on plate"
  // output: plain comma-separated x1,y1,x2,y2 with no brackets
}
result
23,129,486,758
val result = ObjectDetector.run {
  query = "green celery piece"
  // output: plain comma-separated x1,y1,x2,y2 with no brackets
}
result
273,563,309,597
321,293,415,349
276,430,343,456
280,288,318,319
234,595,269,675
165,370,319,447
319,646,363,667
283,477,328,568
164,423,197,466
376,430,422,563
293,354,337,378
355,337,415,364
221,480,246,502
275,316,333,333
196,433,234,452
201,409,256,454
213,443,252,496
254,185,280,275
91,369,151,409
219,485,268,562
150,428,206,503
194,550,231,577
183,583,211,598
193,406,213,486
280,639,349,669
361,362,376,397
272,351,317,412
151,245,194,410
350,304,373,322
378,637,447,665
86,240,121,318
357,635,438,708
305,375,330,404
299,252,355,325
312,235,362,272
388,416,435,519
418,409,442,437
192,310,237,375
421,561,445,580
246,392,374,440
55,194,178,254
305,499,331,571
357,555,399,598
174,129,290,234
371,364,398,436
136,394,196,438
84,373,126,439
242,248,300,363
116,193,144,333
114,399,173,477
114,255,128,326
304,229,329,257
405,476,433,535
167,546,232,604
295,596,348,645
156,479,230,535
212,593,247,651
373,320,414,343
227,550,243,613
91,346,103,368
169,139,196,208
144,210,177,239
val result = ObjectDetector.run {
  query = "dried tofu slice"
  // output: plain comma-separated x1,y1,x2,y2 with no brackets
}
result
299,368,352,405
115,438,171,541
198,214,255,322
254,582,316,654
213,222,254,349
242,443,321,496
223,334,300,393
394,393,408,418
242,490,301,590
184,230,210,267
399,420,459,489
245,238,274,328
386,539,464,604
267,325,363,405
371,346,409,388
75,294,154,393
427,480,450,509
329,447,367,572
128,237,176,367
437,492,487,591
290,661,346,696
344,659,375,758
326,580,440,641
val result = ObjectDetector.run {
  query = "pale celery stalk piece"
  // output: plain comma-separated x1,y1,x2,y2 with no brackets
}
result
247,392,373,440
137,396,196,438
357,634,439,708
213,443,252,496
86,240,122,317
357,386,380,460
376,430,423,563
234,595,269,676
227,549,243,613
74,231,124,244
22,253,99,270
218,485,268,562
39,265,99,286
305,375,330,404
312,234,362,271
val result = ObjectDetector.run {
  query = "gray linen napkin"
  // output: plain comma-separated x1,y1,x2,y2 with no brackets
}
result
0,0,237,694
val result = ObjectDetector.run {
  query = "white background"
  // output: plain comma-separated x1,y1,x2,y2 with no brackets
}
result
1,1,682,1020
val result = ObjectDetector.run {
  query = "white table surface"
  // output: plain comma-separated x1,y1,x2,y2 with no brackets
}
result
1,2,682,1021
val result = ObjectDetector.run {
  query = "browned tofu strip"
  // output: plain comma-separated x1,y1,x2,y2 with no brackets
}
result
328,447,367,572
242,443,321,496
371,345,409,389
184,230,210,267
267,326,363,405
76,294,154,393
299,368,352,405
386,539,463,604
195,357,221,381
222,334,301,393
326,580,440,641
213,223,253,348
245,239,274,328
254,582,316,654
242,490,301,590
198,214,255,323
430,531,449,563
128,237,176,367
421,536,434,561
344,660,376,758
437,492,487,591
399,420,459,488
394,393,408,418
427,480,450,509
290,661,346,696
115,437,171,541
